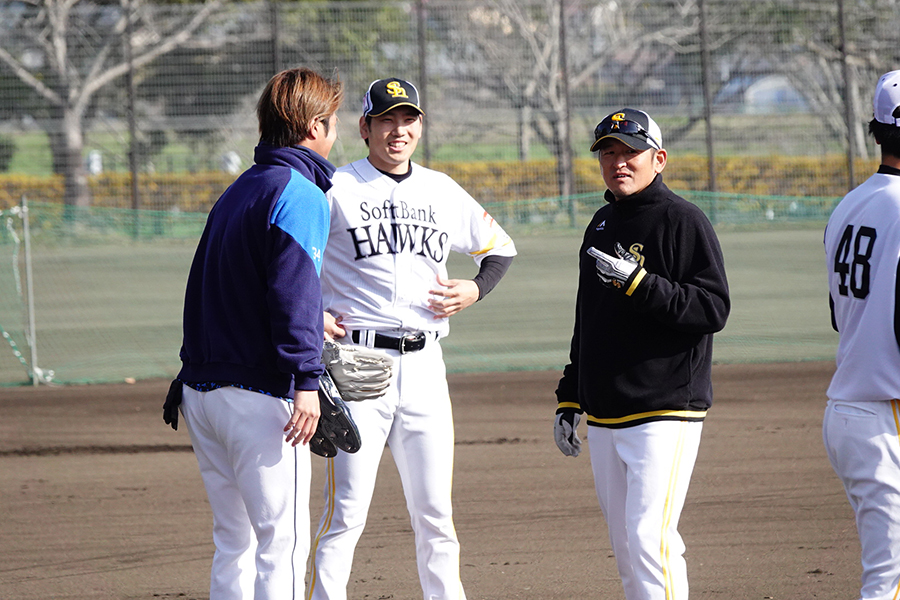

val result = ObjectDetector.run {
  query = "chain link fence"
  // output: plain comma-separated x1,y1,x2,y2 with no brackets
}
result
1,0,898,385
1,0,898,210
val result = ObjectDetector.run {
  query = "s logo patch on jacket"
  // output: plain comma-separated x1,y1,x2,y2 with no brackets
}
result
627,243,645,266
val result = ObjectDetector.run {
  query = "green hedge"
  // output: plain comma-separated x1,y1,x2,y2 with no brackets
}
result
0,154,878,212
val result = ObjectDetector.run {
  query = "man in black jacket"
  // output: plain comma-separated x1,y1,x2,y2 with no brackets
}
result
554,108,730,600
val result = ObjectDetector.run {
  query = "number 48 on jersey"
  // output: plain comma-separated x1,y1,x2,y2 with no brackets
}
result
833,224,877,299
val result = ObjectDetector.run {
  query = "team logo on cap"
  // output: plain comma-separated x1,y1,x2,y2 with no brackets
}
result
610,113,626,128
386,81,409,99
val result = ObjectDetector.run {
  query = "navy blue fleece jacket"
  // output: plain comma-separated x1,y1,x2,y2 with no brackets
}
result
178,143,334,398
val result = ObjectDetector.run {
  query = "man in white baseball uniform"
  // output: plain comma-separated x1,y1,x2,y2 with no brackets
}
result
823,69,900,600
306,77,516,600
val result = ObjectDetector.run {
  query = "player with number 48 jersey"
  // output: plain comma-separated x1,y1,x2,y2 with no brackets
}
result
823,69,900,600
824,72,900,401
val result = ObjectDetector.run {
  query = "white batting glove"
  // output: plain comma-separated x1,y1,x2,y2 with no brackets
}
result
587,243,640,289
554,411,582,457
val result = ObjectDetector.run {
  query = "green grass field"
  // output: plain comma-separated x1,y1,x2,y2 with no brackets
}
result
443,224,835,373
0,217,836,386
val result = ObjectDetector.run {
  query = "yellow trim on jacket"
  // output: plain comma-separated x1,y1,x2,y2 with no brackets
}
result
586,408,707,426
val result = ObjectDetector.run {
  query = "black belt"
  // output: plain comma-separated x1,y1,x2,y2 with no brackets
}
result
351,330,428,354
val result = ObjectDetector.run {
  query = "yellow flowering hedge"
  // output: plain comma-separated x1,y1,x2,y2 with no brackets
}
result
663,154,879,198
442,154,879,201
0,154,880,212
0,172,234,212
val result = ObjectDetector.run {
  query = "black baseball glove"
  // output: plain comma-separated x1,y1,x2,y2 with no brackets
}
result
309,369,362,458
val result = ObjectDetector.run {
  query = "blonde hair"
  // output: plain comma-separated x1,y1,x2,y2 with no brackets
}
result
257,67,343,147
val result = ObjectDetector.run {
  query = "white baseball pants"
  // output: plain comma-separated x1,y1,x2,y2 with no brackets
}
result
823,399,900,600
181,385,311,600
588,420,703,600
307,340,466,600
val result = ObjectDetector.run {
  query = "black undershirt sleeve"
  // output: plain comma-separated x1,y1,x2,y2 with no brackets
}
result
829,293,838,333
472,255,514,300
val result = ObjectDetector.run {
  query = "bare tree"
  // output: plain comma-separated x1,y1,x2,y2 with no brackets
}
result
439,0,700,197
780,8,897,162
0,0,221,209
697,0,899,161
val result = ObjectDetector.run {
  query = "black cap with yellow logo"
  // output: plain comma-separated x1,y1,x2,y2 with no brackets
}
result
362,78,424,118
590,108,662,152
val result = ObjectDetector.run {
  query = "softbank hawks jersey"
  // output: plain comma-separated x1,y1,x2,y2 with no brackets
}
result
321,158,516,336
825,167,900,401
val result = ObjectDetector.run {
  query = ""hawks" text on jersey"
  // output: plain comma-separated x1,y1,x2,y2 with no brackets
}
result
346,222,449,262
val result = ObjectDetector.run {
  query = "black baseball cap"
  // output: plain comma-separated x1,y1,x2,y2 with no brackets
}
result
590,108,663,152
362,78,425,118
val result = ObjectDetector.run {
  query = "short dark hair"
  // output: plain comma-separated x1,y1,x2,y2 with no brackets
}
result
869,118,900,159
257,67,343,147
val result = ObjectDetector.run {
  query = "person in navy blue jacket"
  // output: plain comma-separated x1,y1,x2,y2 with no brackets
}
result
171,67,343,600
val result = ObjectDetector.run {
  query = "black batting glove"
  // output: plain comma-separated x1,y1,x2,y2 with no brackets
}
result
163,379,182,431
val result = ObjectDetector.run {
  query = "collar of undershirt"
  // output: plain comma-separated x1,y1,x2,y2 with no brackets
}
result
877,164,900,177
376,163,413,183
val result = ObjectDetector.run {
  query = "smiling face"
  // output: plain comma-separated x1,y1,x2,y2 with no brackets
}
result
598,138,667,200
360,105,423,174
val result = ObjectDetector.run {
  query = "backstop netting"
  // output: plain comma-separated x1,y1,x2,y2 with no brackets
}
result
0,207,33,384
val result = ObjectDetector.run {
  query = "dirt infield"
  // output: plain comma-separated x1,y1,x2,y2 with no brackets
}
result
0,361,860,600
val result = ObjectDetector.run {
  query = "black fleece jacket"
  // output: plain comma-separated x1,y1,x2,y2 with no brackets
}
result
556,174,730,428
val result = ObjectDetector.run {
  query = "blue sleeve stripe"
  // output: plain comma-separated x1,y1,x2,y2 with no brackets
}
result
270,171,330,274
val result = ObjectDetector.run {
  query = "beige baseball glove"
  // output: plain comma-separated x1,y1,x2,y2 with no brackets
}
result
322,339,395,401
